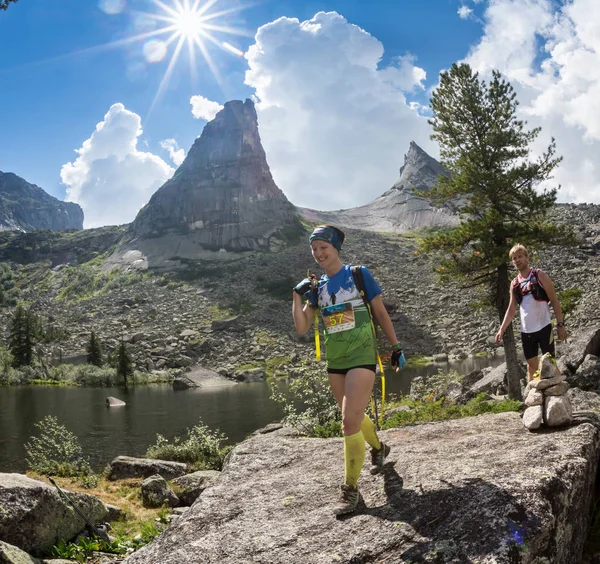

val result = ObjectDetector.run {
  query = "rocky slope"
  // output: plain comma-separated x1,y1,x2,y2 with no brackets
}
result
130,99,300,259
0,203,598,383
297,142,459,233
0,171,83,232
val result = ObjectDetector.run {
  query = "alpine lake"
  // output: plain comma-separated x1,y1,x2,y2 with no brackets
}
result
0,355,504,473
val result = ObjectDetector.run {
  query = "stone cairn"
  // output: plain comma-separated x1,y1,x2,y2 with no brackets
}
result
522,353,573,430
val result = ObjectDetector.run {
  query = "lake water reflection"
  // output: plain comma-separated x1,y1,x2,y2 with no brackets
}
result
0,355,504,473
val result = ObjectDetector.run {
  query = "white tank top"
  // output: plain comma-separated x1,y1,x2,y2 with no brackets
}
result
520,293,551,333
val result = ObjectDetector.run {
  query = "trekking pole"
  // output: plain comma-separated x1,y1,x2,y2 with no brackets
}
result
47,477,110,543
308,271,321,361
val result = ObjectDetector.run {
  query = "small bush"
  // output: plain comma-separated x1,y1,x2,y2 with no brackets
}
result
25,415,91,477
269,370,340,437
558,288,582,317
145,420,231,471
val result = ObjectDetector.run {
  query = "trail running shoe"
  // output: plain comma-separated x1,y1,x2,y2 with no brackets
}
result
333,484,362,516
369,442,391,475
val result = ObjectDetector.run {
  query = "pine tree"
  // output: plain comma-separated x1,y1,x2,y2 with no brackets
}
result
420,63,575,400
116,339,133,388
0,0,19,10
86,330,103,367
8,305,36,367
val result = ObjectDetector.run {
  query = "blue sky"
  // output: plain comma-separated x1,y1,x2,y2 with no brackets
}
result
1,0,599,227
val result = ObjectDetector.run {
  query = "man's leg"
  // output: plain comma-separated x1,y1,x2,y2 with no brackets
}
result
521,331,539,381
538,324,556,358
526,357,539,381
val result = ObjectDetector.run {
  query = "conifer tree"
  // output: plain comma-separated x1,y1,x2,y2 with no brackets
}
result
116,339,133,388
420,63,575,400
0,0,19,10
86,330,103,367
8,305,36,367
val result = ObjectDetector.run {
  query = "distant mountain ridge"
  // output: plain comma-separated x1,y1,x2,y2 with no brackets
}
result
0,171,83,232
297,141,458,233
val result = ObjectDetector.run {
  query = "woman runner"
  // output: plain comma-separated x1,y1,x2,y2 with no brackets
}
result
292,225,405,515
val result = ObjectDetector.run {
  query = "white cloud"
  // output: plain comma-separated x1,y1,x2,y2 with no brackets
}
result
458,6,473,19
463,0,600,203
160,138,185,166
190,95,224,121
244,11,434,210
61,103,174,228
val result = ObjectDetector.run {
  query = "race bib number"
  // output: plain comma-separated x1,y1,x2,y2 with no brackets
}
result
322,302,355,333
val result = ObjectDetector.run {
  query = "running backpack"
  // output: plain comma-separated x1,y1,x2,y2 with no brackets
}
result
511,268,549,304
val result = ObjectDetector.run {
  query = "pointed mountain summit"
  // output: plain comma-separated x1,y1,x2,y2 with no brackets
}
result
132,99,300,252
389,141,448,194
297,142,457,233
0,171,83,232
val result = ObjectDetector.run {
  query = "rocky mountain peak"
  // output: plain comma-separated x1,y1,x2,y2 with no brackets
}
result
0,171,84,232
392,141,448,194
296,141,456,233
132,99,300,253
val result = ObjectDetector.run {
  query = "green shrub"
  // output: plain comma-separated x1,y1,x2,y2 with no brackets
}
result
381,393,522,429
558,288,582,317
269,370,340,436
25,415,91,477
145,420,230,471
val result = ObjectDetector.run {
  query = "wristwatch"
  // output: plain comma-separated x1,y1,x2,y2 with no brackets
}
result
557,322,565,327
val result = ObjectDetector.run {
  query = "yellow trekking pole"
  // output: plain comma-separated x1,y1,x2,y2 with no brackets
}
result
308,270,321,361
314,316,321,361
370,315,385,426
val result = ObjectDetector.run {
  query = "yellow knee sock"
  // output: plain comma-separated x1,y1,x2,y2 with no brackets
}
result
344,431,365,488
360,414,381,450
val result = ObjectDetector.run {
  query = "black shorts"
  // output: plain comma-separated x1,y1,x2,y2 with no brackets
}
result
521,323,555,360
328,364,377,375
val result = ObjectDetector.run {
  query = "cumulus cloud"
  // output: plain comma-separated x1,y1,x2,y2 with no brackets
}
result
463,0,600,203
190,95,224,121
244,11,433,210
160,138,185,166
61,103,174,228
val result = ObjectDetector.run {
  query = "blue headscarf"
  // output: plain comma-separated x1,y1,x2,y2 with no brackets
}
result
309,225,344,251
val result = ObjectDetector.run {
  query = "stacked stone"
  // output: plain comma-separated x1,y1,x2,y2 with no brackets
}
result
522,353,573,430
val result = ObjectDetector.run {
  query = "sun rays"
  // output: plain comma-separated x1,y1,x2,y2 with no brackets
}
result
128,0,250,115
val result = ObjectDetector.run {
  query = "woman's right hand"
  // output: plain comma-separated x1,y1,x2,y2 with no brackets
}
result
294,278,313,296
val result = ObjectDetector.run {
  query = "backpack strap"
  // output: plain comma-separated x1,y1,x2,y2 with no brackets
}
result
351,265,370,310
351,265,385,427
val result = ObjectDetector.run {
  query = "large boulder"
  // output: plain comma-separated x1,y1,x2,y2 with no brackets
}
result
140,475,179,508
171,470,221,506
0,474,108,555
107,457,187,481
123,413,600,563
172,366,235,390
558,328,600,375
0,541,41,564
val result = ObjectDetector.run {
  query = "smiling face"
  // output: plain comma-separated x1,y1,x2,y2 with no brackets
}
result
311,239,338,271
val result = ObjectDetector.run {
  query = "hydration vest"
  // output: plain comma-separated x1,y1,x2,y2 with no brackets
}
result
511,268,549,305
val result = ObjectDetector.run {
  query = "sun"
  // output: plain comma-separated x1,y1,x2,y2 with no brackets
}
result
115,0,250,115
171,5,206,39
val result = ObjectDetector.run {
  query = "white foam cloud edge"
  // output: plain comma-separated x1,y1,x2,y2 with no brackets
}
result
61,103,175,228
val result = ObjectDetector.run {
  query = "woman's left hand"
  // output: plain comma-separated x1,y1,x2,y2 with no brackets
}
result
391,350,406,371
